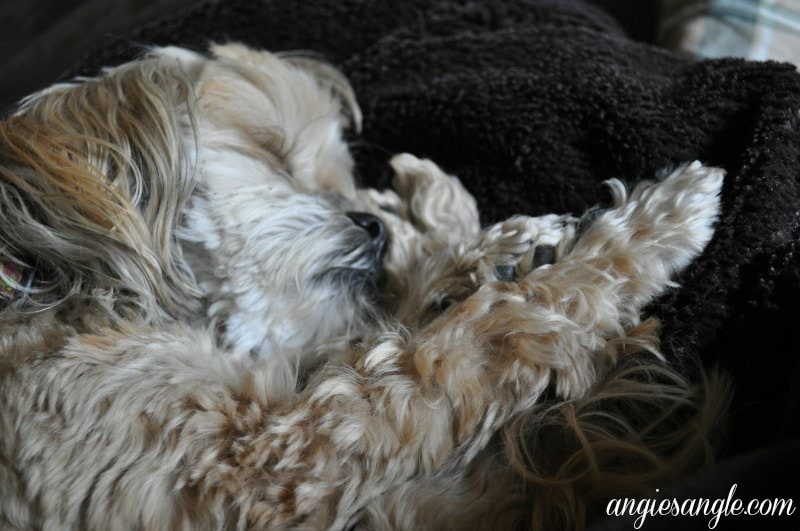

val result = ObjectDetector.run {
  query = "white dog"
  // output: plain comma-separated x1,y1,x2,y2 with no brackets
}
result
0,44,723,529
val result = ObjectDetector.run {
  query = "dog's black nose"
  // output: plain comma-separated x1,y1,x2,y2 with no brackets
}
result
347,211,387,256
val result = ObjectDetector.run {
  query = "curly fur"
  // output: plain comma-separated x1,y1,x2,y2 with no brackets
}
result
0,43,726,529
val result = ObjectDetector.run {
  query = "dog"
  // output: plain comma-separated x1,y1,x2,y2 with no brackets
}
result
0,43,724,529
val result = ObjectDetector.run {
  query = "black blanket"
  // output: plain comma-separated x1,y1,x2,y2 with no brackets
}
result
72,0,800,521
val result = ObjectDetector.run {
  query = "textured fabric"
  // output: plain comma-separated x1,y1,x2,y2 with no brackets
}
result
660,0,800,63
72,0,799,477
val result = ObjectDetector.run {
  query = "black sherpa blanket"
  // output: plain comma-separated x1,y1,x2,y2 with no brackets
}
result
71,0,800,520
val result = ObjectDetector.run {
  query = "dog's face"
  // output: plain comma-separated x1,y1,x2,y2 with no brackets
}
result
164,45,393,362
0,45,389,370
180,166,389,362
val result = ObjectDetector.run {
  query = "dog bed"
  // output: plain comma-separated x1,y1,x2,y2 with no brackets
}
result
70,0,800,526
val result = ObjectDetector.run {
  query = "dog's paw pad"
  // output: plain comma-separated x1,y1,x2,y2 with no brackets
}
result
493,264,518,281
532,245,556,268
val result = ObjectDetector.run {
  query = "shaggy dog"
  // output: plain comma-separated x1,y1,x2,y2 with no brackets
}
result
0,44,724,529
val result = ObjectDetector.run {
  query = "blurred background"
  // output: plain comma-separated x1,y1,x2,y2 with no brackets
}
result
5,1,797,113
6,0,800,115
0,0,196,111
0,0,660,112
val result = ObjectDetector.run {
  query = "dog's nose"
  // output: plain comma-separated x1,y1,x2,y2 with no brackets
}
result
347,211,388,256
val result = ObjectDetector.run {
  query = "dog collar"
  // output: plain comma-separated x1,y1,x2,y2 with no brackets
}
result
1,262,24,302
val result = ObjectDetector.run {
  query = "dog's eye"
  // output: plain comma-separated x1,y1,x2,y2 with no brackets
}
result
493,264,518,281
426,295,455,316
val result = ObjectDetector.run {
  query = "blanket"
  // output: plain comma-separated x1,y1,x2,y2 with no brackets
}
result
71,0,800,521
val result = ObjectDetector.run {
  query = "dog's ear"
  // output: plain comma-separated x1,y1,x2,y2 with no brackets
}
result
389,153,480,244
278,53,362,134
203,43,359,197
208,43,361,133
0,54,200,321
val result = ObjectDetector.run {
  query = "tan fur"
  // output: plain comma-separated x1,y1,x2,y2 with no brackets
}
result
0,44,726,530
356,356,729,531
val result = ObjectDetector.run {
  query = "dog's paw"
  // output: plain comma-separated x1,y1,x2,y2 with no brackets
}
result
588,161,724,276
482,214,579,282
633,161,723,270
389,154,480,242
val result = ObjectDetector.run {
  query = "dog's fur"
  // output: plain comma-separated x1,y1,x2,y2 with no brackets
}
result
0,44,725,529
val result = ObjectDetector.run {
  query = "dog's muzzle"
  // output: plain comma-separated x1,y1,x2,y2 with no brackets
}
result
321,211,389,295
